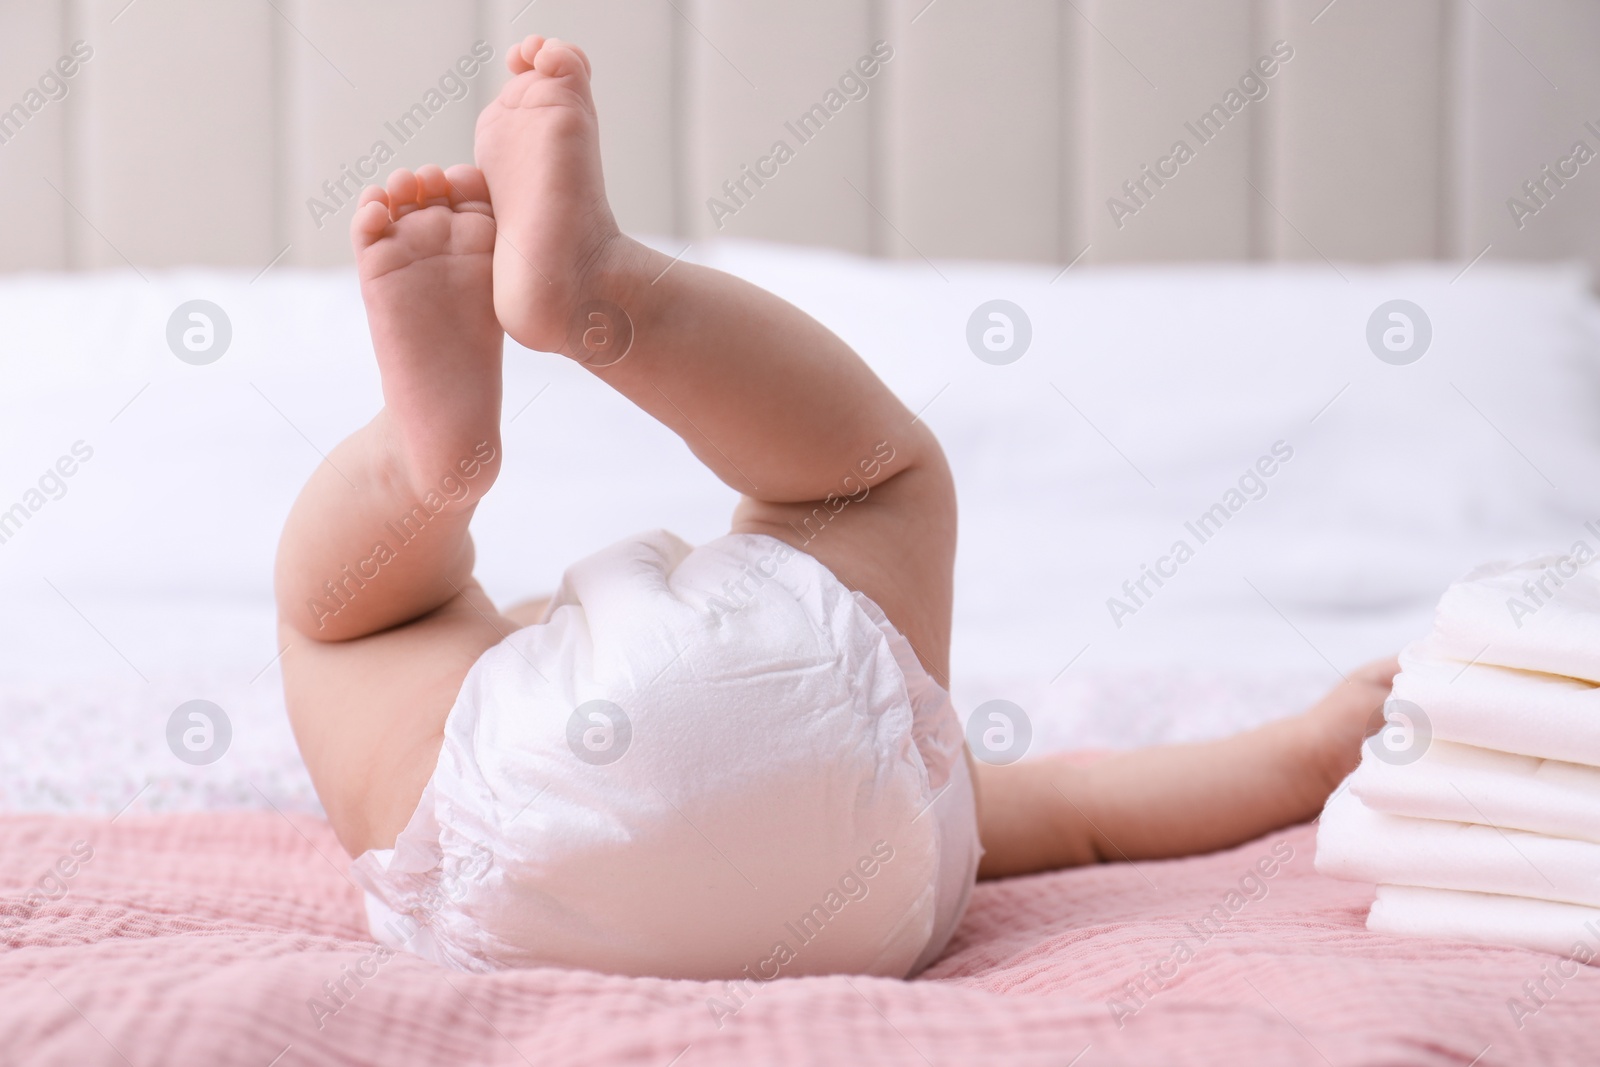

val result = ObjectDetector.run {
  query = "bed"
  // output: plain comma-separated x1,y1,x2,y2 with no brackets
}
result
4,240,1600,1063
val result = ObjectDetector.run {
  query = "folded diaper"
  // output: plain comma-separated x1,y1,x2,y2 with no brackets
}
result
1420,554,1600,683
1319,552,1600,963
1350,738,1600,845
352,530,981,981
1316,789,1600,909
1390,650,1600,766
1368,885,1600,960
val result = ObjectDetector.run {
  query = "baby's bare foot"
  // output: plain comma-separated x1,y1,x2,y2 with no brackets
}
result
352,163,504,502
475,35,638,358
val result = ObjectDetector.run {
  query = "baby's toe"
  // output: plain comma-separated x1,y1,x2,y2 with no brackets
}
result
350,186,392,250
444,164,492,213
415,164,451,209
533,38,588,80
385,168,421,218
507,35,545,74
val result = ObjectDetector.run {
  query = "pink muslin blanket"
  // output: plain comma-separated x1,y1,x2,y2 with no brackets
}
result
3,811,1595,1065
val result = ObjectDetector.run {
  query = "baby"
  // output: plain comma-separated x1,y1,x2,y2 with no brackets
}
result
274,35,1398,979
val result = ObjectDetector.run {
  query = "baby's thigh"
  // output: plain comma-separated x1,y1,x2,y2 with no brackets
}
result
733,459,956,682
501,595,552,629
280,580,511,857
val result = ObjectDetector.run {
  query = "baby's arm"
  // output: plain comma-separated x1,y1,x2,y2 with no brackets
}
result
974,658,1398,878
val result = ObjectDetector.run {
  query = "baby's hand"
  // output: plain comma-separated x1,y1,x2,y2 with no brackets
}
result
1302,656,1401,800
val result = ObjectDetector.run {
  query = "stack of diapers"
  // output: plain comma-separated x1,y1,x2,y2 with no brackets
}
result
1317,553,1600,962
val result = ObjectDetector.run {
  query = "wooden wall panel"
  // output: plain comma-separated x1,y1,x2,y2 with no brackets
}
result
0,0,69,271
281,1,482,267
1454,0,1600,269
1082,0,1259,263
881,0,1064,263
1265,0,1447,262
74,0,276,269
1,0,1599,272
682,0,876,253
481,0,677,238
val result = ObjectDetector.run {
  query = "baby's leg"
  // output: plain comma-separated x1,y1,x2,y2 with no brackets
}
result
274,164,515,856
475,36,1389,887
477,37,955,677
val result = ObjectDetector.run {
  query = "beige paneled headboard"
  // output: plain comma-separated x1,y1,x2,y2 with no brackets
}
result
2,0,1596,274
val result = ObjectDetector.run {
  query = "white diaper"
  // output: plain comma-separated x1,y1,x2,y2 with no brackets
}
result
351,530,981,980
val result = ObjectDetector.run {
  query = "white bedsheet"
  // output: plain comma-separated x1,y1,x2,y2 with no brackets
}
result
2,240,1597,813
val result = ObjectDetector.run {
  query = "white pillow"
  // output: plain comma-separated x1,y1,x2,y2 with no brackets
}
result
0,248,1595,760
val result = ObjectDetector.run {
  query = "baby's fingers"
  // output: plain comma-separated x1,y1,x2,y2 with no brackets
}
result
1349,655,1401,689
